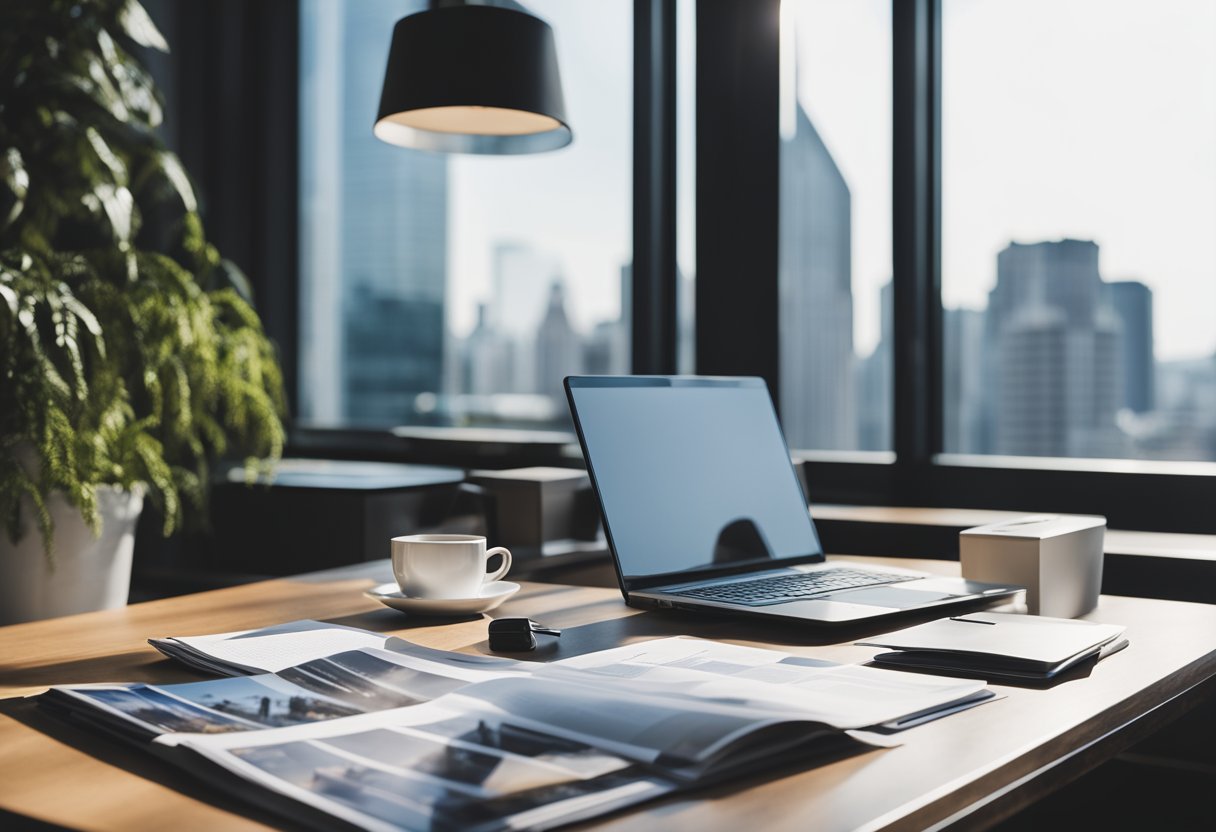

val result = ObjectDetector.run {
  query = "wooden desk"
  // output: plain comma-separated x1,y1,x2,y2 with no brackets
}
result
2,556,1214,831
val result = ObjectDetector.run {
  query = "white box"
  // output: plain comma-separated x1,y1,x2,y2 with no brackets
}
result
960,514,1106,618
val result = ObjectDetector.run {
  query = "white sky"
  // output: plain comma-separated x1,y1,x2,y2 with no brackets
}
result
789,0,892,356
794,0,1216,360
447,0,1215,361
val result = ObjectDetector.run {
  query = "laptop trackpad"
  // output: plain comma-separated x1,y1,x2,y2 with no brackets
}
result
822,587,958,609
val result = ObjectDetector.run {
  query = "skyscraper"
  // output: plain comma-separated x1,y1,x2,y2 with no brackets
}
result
1106,280,1154,413
488,242,565,393
582,265,629,377
779,104,856,450
301,0,449,426
465,303,512,397
1141,355,1216,459
943,305,986,454
856,281,892,452
988,240,1123,458
491,242,561,338
534,281,584,406
344,284,444,425
583,320,627,375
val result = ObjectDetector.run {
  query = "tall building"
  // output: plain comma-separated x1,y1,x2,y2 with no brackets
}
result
988,240,1123,457
465,303,512,397
343,285,444,426
778,104,856,450
302,1,449,425
534,281,584,405
1106,280,1154,413
856,281,892,451
488,242,565,393
1138,355,1216,459
491,242,561,338
583,263,629,376
943,305,987,454
584,319,626,375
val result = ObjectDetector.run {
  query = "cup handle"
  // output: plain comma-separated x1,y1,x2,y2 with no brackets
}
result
485,547,512,583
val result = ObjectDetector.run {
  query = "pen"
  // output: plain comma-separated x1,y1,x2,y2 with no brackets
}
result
949,616,996,625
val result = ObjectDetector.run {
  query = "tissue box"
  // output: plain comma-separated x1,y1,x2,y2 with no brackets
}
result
960,514,1106,618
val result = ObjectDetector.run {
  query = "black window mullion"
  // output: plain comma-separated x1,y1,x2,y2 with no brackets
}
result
694,0,781,397
927,0,943,459
632,0,679,375
891,0,940,479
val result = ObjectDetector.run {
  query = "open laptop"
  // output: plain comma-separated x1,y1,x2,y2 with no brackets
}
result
565,376,1021,625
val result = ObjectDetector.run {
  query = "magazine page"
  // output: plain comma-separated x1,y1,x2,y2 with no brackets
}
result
180,701,673,832
48,646,528,743
56,647,868,778
381,637,528,670
46,674,364,740
42,633,915,829
276,647,528,713
439,672,881,782
41,628,1001,831
150,620,395,675
151,621,526,678
553,637,990,729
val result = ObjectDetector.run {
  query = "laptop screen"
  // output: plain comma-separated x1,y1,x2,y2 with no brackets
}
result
566,377,823,589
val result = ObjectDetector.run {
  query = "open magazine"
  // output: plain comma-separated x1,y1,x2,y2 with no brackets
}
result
39,622,995,832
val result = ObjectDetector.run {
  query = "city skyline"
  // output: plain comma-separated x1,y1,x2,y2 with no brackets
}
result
989,239,1124,458
446,242,629,426
790,0,1216,361
446,0,631,339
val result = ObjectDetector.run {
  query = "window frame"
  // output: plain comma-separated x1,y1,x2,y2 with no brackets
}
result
697,0,1216,534
179,0,1215,533
284,0,675,448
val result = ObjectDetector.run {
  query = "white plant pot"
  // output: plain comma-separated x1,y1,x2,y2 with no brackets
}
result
0,485,144,625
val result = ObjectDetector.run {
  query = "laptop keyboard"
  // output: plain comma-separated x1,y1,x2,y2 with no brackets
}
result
670,568,914,607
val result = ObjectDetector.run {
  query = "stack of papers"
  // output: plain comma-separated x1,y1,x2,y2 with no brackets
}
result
857,612,1128,682
37,621,1002,832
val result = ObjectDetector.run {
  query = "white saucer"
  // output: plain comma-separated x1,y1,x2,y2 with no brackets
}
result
365,581,520,616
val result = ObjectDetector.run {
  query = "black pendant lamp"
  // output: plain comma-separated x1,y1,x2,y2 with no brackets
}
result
374,1,572,154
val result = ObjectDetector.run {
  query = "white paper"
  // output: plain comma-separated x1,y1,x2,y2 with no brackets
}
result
178,701,668,832
856,612,1126,663
166,620,392,673
64,627,991,832
555,636,986,729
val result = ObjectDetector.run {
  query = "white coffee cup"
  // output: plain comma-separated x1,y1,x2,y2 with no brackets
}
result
390,534,512,599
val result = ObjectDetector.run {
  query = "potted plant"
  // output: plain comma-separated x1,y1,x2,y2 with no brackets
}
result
0,0,286,624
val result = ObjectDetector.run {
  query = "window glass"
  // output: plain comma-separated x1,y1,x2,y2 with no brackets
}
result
942,0,1216,461
779,0,893,452
299,0,632,430
677,0,696,373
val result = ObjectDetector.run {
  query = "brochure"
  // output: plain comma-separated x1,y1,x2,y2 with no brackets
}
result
39,622,995,831
856,612,1129,682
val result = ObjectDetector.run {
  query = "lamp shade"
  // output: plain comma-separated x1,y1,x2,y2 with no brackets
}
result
374,4,571,154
